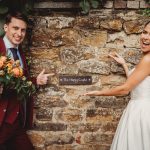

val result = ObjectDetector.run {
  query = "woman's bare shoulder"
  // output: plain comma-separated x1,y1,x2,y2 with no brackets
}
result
137,53,150,75
140,53,150,64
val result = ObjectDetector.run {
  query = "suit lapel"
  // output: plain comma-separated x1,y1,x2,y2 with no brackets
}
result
0,38,6,55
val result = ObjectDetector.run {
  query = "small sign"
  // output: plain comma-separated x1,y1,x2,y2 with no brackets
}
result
59,76,92,85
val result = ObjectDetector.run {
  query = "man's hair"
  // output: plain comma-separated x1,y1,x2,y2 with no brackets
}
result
5,11,28,25
144,21,150,28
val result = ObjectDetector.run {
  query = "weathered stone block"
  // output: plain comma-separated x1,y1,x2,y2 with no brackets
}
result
60,46,84,65
101,75,126,86
32,29,80,47
34,122,67,131
127,1,140,9
47,17,75,29
114,0,127,8
70,96,95,109
75,16,100,29
104,1,113,8
86,108,123,123
101,122,118,133
95,96,128,109
77,59,110,75
36,96,68,108
55,108,83,122
107,31,140,48
57,64,79,75
83,132,113,144
80,31,107,48
123,20,143,34
100,19,122,31
27,131,45,148
33,17,48,29
36,108,53,120
46,133,74,145
68,122,117,133
68,123,101,133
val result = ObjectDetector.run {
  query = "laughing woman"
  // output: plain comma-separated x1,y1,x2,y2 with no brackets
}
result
84,21,150,150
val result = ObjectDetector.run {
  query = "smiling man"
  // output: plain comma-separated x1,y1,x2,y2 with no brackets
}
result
0,11,52,150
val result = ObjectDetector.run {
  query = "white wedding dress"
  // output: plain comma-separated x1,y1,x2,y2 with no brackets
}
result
110,69,150,150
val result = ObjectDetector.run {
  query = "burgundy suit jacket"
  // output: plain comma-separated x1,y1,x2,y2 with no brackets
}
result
0,37,35,129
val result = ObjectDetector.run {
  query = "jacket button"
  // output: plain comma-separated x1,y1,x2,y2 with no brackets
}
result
17,112,19,114
3,109,6,112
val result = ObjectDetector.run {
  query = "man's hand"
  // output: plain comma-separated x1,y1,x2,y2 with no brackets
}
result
36,69,54,85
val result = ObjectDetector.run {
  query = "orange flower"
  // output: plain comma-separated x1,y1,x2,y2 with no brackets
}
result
12,67,23,77
0,56,7,63
6,63,13,73
14,60,21,67
7,59,14,65
19,68,23,77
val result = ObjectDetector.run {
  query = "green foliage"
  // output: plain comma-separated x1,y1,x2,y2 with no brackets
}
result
141,0,150,16
79,0,107,14
141,8,150,16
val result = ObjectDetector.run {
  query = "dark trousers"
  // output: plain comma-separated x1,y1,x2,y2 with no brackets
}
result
0,119,34,150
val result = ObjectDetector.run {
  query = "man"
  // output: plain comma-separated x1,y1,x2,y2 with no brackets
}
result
0,11,51,150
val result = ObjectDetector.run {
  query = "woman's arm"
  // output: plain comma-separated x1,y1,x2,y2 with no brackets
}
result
109,52,129,77
84,54,150,96
83,85,129,96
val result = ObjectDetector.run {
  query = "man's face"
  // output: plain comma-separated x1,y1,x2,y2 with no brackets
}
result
4,17,27,47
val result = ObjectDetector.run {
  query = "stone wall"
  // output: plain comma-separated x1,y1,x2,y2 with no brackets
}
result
27,1,149,150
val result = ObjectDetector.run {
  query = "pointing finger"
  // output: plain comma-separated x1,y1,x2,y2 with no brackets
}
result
115,52,121,57
108,54,115,59
45,73,55,77
108,54,113,58
39,69,45,76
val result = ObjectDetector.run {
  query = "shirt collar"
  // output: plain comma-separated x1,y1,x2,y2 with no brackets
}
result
3,35,19,49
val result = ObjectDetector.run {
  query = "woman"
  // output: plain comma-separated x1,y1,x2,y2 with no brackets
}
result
84,21,150,150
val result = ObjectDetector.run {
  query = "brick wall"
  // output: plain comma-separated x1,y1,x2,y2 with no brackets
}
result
34,0,150,10
27,1,150,150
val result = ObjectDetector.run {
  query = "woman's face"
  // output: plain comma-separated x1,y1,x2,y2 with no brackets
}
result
140,23,150,53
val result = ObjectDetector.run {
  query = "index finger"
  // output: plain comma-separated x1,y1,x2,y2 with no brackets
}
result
108,54,115,59
45,73,55,77
115,52,121,57
39,69,45,76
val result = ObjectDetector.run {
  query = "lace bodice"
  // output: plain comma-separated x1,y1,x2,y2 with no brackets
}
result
129,68,150,100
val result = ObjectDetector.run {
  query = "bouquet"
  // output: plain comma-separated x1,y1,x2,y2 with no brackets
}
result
0,55,36,101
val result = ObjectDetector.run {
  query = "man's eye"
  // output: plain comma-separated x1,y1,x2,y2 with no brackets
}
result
22,29,26,33
142,30,147,34
13,27,18,30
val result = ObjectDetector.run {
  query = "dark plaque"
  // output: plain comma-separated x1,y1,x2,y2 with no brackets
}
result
59,76,92,85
